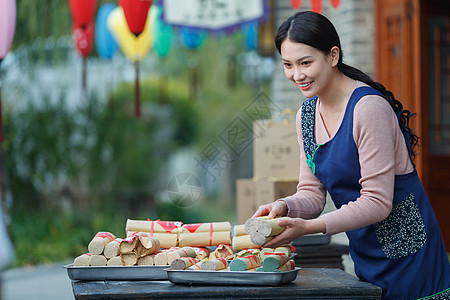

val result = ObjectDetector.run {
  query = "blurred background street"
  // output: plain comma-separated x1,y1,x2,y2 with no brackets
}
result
2,260,73,300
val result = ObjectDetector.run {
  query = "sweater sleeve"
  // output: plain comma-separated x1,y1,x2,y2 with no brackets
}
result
319,95,412,235
281,107,327,219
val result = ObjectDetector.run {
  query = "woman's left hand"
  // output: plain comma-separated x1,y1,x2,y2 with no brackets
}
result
262,217,326,248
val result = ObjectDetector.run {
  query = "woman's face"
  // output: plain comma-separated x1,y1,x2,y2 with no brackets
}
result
281,39,336,98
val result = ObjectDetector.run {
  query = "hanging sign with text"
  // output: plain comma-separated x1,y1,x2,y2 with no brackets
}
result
162,0,266,31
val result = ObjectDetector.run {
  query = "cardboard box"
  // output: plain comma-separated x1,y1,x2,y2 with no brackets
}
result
236,178,298,224
236,179,257,224
253,120,300,179
255,179,298,207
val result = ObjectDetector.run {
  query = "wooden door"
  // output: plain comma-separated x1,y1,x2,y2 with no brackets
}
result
376,0,450,250
375,0,423,175
423,0,450,251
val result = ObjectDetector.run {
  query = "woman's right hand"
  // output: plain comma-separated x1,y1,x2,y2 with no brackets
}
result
252,200,288,218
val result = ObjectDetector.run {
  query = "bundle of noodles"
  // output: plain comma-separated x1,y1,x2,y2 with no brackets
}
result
192,247,211,260
137,254,155,266
126,219,182,248
73,253,91,266
166,247,197,264
88,232,116,255
107,256,124,266
210,244,234,260
232,224,260,252
153,249,174,266
118,232,161,266
170,257,198,270
178,222,232,247
137,234,160,257
244,217,290,245
259,246,292,260
104,238,123,259
256,259,295,272
235,248,261,259
229,255,261,271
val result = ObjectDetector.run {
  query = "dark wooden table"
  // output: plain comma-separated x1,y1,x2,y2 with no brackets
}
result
71,268,382,299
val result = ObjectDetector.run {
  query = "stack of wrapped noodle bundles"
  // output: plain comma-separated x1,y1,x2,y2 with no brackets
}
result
178,222,232,247
125,219,182,249
232,224,259,252
119,232,160,266
244,216,290,245
73,231,121,266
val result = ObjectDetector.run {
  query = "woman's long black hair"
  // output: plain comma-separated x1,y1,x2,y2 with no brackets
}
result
275,11,419,158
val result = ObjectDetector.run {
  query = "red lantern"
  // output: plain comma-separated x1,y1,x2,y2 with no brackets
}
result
290,0,302,10
119,0,153,36
310,0,322,13
73,21,94,58
330,0,341,9
69,0,98,28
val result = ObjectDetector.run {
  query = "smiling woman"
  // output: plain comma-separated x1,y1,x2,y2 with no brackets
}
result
252,11,450,300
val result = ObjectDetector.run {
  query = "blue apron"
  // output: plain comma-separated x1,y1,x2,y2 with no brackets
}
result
301,86,450,299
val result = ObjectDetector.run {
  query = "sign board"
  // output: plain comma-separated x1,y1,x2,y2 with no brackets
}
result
162,0,266,31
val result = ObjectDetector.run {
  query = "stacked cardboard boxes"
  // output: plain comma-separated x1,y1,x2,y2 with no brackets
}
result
236,119,300,224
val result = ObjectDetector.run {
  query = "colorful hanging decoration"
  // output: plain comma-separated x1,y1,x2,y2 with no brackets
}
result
73,21,94,58
107,6,155,62
330,0,341,9
243,20,258,51
0,0,16,143
179,27,207,50
95,3,119,60
0,0,16,62
0,0,17,218
69,0,97,97
152,5,174,58
69,0,98,28
289,0,340,11
108,5,156,117
310,0,322,13
119,0,153,36
290,0,302,10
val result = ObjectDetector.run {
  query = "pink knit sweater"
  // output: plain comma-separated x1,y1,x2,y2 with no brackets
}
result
282,82,414,235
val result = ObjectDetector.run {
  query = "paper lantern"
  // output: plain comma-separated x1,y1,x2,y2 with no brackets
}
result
73,21,94,58
290,0,302,10
95,3,119,60
180,27,207,50
330,0,341,9
69,0,97,28
152,5,174,58
119,0,153,36
0,0,16,60
244,21,258,51
310,0,322,13
107,6,155,62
